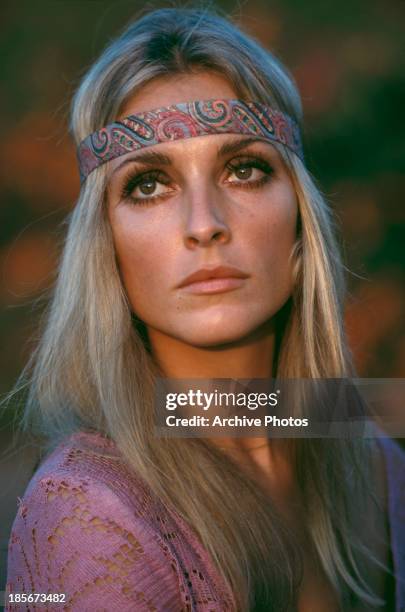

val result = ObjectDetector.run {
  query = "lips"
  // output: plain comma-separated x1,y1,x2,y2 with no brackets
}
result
177,265,249,289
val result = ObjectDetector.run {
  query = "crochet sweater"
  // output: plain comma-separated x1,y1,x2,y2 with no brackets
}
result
5,431,405,611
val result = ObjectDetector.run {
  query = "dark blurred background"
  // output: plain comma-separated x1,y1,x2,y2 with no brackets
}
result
0,0,404,600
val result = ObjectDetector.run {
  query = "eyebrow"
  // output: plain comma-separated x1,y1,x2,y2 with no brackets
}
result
109,136,268,179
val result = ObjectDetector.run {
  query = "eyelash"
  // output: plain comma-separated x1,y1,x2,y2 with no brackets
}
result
119,154,275,206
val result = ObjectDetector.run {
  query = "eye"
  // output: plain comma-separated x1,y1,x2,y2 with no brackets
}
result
120,170,174,205
225,155,274,188
118,154,274,205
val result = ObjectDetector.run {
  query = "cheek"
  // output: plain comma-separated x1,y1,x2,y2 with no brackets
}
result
109,212,167,302
242,188,298,314
246,185,298,271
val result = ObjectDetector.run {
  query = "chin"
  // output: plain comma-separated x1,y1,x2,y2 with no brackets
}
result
175,320,262,349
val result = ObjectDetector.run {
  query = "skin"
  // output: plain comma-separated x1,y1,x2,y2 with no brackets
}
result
106,72,389,611
107,71,298,459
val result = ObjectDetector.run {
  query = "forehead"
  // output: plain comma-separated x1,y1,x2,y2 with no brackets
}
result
118,71,237,118
78,71,302,183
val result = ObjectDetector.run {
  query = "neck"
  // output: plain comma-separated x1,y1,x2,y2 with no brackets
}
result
146,319,286,458
147,318,277,379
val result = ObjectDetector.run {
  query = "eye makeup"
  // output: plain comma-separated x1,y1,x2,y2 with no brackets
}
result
120,169,173,203
118,151,275,206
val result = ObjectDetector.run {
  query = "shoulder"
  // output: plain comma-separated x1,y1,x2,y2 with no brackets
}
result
371,436,405,534
8,429,167,548
18,430,155,519
6,431,187,611
376,436,405,605
376,436,405,513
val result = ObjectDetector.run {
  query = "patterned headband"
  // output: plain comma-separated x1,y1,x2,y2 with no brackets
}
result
77,98,304,183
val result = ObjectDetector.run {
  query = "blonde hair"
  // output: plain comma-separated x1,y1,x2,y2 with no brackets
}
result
5,7,389,611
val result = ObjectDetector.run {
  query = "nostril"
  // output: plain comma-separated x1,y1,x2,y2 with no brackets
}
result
213,231,227,243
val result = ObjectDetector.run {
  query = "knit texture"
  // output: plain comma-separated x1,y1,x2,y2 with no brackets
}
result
5,432,404,611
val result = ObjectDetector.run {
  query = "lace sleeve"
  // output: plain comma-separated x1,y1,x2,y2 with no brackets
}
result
5,473,187,611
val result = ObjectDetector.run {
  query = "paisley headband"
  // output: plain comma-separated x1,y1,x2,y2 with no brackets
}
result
77,98,304,183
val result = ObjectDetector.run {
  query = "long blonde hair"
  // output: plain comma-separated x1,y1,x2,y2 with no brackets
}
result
4,7,389,611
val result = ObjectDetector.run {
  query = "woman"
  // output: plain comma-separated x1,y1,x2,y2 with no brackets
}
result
4,7,404,612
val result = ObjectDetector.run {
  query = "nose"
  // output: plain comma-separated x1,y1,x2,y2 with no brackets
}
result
183,185,231,249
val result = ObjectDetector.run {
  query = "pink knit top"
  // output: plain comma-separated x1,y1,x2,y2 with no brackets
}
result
5,431,405,611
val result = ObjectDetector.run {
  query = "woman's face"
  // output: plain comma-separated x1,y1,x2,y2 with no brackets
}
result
107,72,298,348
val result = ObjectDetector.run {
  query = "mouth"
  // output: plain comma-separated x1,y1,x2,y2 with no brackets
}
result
177,265,249,295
